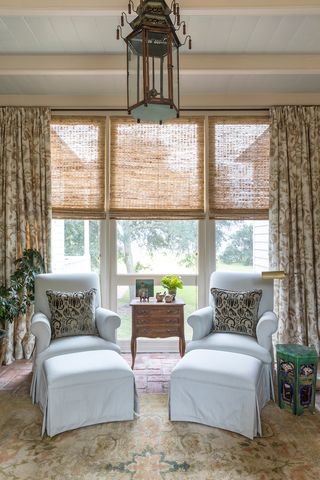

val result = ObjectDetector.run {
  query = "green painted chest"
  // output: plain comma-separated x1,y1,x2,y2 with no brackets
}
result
276,344,318,415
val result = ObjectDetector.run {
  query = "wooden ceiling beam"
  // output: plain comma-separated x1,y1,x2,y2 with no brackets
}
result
2,92,320,108
1,54,320,76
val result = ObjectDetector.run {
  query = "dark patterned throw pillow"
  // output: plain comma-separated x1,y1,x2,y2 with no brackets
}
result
210,288,262,337
46,288,98,340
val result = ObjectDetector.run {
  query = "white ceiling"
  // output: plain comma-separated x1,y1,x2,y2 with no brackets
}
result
1,0,320,108
1,14,320,54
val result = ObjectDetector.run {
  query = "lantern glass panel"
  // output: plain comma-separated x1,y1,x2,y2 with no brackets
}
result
127,32,143,108
147,31,169,102
172,39,179,110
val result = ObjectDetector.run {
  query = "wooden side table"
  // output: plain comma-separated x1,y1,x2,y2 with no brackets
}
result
130,299,185,368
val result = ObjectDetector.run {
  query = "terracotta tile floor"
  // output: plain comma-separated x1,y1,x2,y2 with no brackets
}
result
0,353,319,410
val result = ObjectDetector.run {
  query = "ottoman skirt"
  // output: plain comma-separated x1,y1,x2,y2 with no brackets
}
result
169,349,271,439
39,349,137,437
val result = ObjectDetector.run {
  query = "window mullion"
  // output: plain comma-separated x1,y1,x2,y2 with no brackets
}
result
109,219,118,313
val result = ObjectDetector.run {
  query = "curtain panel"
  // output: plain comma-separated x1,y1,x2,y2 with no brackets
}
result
269,106,320,353
0,107,51,364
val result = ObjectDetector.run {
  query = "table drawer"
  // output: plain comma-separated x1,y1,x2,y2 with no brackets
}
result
135,315,180,326
135,325,180,337
134,306,181,316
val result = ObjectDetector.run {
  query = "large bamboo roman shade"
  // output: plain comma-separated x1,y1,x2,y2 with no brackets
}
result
51,116,106,219
109,117,205,219
209,116,270,220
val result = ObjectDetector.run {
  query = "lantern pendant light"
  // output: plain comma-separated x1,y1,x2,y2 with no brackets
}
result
117,0,192,124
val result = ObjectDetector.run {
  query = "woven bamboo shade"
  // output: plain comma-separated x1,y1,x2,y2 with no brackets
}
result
209,117,270,220
50,116,106,219
109,117,205,219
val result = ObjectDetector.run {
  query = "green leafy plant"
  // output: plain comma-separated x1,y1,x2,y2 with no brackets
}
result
161,274,183,293
0,249,45,331
0,286,21,331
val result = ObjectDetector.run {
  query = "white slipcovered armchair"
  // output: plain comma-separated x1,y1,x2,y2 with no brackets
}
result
187,271,278,398
30,272,121,403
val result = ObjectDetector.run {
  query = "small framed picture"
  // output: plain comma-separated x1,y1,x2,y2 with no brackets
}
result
135,279,154,298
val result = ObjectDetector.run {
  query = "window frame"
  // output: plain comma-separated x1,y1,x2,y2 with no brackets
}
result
107,218,202,350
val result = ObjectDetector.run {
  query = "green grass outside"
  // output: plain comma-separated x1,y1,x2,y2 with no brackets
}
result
216,261,253,272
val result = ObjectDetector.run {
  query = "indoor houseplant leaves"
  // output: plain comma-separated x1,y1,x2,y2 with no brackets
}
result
0,249,45,364
11,248,46,308
0,285,21,365
161,274,183,296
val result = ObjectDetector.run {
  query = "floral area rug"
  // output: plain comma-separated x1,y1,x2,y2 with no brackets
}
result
0,392,320,480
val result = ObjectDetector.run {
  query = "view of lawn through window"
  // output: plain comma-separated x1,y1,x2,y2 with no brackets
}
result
117,220,198,275
116,220,198,340
52,219,100,274
216,220,269,272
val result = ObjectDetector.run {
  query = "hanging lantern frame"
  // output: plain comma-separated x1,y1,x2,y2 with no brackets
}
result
117,0,191,123
125,25,180,122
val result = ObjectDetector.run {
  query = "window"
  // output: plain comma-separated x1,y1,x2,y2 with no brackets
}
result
50,116,104,274
210,117,270,275
117,220,198,275
52,220,100,273
108,117,204,345
49,113,270,351
115,220,198,341
216,220,269,272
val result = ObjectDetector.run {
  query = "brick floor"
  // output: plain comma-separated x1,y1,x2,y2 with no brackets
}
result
1,353,319,410
0,353,180,395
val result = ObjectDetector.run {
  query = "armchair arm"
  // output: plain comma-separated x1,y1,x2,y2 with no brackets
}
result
95,307,121,344
256,311,278,352
30,312,51,355
187,306,213,341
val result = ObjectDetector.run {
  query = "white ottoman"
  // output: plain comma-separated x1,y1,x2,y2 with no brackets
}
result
39,350,137,437
169,349,270,439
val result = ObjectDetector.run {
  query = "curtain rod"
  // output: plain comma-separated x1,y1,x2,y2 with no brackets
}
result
51,107,270,112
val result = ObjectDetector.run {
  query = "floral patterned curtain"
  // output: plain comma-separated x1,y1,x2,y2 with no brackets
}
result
269,106,320,354
0,107,51,364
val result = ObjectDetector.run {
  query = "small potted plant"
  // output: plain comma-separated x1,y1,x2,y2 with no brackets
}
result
160,274,183,300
